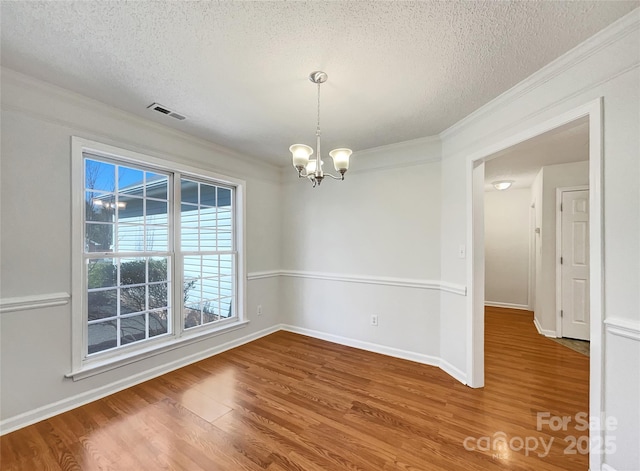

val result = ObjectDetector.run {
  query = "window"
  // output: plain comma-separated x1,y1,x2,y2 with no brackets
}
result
71,138,245,378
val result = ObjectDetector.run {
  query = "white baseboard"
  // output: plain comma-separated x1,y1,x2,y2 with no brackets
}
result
533,317,557,338
281,324,440,368
280,324,467,386
484,301,533,311
601,464,617,471
439,359,468,385
0,324,281,436
485,301,530,311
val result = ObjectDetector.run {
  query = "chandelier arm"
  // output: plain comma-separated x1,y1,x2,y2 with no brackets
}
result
323,172,345,181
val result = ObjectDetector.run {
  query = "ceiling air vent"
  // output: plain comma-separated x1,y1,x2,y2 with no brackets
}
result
147,103,186,121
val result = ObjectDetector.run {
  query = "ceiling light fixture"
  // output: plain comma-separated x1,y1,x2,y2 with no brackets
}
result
290,71,352,187
492,180,514,191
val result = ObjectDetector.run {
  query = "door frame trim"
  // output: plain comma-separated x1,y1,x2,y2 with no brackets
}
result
528,198,536,313
555,185,589,338
466,97,603,470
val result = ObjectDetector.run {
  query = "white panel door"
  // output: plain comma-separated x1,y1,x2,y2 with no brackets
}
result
561,190,590,340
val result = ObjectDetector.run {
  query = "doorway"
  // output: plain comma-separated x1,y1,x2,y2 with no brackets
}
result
467,98,603,471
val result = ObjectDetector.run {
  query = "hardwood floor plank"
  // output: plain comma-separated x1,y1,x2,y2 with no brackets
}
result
1,308,589,470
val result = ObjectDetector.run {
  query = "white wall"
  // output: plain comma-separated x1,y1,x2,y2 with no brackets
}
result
484,188,530,309
0,69,283,429
440,9,640,470
534,161,589,335
280,138,446,368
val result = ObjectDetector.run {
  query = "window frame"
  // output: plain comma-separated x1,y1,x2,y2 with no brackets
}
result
69,137,247,380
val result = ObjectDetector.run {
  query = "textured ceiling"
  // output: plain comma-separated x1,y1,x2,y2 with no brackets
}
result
484,117,589,191
1,1,637,166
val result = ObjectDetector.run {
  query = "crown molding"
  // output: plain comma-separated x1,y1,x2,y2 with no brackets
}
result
352,135,441,159
347,157,440,176
0,68,281,181
348,135,441,174
440,8,640,141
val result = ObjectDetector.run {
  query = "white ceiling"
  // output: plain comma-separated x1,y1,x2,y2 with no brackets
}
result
1,1,637,167
484,116,589,191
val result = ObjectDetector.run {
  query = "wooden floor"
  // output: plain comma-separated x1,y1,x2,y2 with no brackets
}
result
1,307,589,470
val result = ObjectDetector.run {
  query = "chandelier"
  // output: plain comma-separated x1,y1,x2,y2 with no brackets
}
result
290,71,352,187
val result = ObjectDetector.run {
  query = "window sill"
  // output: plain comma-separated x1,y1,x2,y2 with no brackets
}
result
66,320,250,381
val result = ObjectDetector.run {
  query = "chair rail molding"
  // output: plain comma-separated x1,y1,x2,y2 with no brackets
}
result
276,270,466,296
0,292,71,314
246,270,281,280
604,317,640,341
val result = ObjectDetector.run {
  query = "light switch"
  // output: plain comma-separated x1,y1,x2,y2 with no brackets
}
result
458,245,466,259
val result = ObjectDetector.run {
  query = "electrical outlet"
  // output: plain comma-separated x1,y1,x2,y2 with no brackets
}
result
371,314,378,326
257,305,262,316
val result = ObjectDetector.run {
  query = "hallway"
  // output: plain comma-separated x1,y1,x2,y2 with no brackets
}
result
478,306,590,469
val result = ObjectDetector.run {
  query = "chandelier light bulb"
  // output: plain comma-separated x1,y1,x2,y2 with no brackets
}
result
329,148,352,172
290,144,313,169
